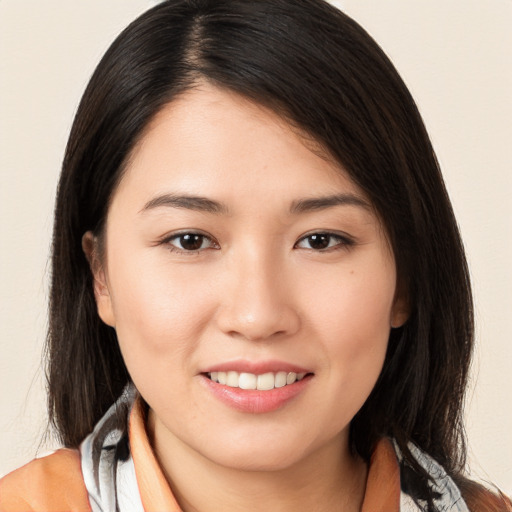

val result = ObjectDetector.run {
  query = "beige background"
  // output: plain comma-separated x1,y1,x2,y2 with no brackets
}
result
1,0,510,492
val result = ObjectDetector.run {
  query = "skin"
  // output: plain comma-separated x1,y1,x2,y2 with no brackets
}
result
84,84,408,512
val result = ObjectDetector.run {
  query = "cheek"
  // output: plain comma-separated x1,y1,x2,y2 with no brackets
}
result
308,256,395,339
105,248,215,367
305,259,395,397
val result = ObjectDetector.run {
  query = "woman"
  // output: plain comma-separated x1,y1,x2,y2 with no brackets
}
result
0,0,509,510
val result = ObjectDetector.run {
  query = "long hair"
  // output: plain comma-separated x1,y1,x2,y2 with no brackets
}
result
47,0,504,508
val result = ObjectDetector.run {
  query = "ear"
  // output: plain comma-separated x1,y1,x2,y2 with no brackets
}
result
82,231,116,328
390,291,409,329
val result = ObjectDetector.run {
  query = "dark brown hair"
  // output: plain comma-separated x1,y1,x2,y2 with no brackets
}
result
46,1,509,509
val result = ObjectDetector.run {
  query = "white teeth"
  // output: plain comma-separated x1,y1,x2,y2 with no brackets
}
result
286,372,297,384
208,370,308,390
239,372,257,390
274,371,287,388
226,371,239,387
257,372,275,391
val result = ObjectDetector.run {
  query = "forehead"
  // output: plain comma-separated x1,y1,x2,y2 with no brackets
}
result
113,84,370,215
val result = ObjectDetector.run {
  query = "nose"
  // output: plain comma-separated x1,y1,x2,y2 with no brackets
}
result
215,251,301,342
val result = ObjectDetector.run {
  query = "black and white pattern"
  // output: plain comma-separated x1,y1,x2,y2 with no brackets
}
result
80,386,144,512
394,441,469,512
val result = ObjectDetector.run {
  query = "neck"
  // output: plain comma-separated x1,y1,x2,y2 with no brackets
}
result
148,411,368,512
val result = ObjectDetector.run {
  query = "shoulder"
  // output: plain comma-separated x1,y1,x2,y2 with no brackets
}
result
454,476,512,512
0,449,91,512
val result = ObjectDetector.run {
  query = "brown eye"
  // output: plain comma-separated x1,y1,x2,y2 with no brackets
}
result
179,234,205,250
166,232,217,252
295,232,352,251
306,234,331,250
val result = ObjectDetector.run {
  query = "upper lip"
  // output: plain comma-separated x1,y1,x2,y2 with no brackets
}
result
202,359,311,375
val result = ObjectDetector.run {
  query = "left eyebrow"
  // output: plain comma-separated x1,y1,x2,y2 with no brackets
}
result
290,194,371,214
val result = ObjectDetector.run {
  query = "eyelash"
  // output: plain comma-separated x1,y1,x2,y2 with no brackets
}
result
160,231,354,255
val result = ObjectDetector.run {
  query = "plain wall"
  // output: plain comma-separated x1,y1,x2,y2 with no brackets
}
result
1,0,510,492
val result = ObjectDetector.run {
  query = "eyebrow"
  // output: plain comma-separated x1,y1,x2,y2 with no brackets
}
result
140,192,370,215
140,194,229,214
290,194,371,214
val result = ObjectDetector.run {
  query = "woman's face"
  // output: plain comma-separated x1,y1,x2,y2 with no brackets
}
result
87,84,407,472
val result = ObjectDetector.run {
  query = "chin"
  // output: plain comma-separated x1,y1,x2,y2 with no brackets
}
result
197,432,320,473
213,449,306,473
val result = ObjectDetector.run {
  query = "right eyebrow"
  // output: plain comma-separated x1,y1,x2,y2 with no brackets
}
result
139,193,229,215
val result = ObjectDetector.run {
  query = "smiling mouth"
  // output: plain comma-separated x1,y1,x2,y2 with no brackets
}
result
207,371,309,390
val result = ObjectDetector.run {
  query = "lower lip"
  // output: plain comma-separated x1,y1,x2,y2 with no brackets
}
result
201,375,312,414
